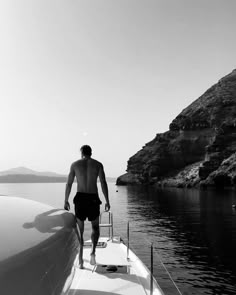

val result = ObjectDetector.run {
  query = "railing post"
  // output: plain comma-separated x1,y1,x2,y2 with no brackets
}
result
127,221,129,260
150,243,153,295
108,211,111,238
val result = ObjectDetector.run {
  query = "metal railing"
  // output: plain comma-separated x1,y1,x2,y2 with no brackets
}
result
127,221,130,260
99,211,113,241
126,221,154,295
125,221,183,295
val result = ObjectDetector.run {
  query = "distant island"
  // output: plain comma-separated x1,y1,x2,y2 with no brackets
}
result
0,174,67,183
0,167,67,183
0,167,116,183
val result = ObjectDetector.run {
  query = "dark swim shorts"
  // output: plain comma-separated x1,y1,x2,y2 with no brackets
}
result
73,192,102,221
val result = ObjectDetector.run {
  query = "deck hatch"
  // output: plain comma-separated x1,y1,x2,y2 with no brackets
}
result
95,264,128,274
84,241,107,248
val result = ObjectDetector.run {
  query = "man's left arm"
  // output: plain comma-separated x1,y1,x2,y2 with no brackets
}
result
64,164,75,210
98,164,110,211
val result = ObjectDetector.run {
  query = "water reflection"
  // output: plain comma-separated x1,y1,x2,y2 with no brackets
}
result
125,186,236,295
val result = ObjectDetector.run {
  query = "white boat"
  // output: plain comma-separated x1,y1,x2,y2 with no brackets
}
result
69,211,165,295
0,196,165,295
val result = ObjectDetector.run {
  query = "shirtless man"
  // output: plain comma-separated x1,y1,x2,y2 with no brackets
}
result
64,145,110,268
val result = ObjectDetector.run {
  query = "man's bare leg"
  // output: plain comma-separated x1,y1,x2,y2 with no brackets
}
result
76,218,84,269
90,216,100,265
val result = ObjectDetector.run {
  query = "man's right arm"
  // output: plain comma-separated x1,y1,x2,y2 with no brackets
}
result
98,164,110,211
64,164,75,210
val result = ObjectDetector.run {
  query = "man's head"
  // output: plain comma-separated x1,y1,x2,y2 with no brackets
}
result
80,145,92,158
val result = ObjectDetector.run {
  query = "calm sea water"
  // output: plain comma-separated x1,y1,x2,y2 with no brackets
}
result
1,182,236,295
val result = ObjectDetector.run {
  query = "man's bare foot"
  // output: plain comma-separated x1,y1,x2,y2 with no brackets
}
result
90,254,96,265
78,258,84,269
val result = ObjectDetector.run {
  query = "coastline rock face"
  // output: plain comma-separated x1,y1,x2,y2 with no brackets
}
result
201,152,236,187
117,69,236,188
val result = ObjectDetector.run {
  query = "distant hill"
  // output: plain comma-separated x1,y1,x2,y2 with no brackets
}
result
0,167,67,183
0,166,66,177
0,174,67,183
0,166,116,183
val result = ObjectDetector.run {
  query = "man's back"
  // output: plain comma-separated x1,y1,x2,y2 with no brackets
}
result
73,158,101,194
64,144,110,214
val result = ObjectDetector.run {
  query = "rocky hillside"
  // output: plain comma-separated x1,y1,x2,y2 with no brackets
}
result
117,69,236,188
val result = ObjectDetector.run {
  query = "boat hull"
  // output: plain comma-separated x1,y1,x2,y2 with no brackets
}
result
0,196,78,295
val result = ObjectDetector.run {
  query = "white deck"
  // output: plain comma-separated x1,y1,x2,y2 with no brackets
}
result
68,237,164,295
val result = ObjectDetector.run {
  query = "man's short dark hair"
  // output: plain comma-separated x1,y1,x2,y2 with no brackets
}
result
80,145,92,156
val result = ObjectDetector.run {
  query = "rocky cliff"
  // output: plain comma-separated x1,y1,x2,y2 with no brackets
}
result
117,69,236,188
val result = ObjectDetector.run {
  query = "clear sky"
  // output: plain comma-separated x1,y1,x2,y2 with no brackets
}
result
0,0,236,177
